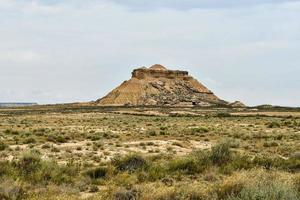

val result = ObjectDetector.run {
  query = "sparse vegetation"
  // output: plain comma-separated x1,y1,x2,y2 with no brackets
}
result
0,141,8,151
0,105,299,199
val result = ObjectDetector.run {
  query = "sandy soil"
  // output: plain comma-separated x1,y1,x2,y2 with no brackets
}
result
4,139,213,164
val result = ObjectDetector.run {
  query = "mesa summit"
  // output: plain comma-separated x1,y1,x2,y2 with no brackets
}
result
96,64,244,107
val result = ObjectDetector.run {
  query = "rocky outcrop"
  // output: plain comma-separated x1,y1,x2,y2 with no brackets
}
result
229,101,246,108
96,64,228,106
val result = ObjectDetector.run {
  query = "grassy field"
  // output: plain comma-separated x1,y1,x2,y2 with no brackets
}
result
0,105,299,200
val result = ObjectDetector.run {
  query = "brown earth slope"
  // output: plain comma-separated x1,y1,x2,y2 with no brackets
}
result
96,64,228,106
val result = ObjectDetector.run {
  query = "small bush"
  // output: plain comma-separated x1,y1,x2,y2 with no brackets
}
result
168,151,210,175
150,189,181,200
145,187,207,200
0,180,26,200
41,143,51,149
85,167,109,179
3,129,12,134
280,158,300,172
210,141,232,166
168,157,200,175
46,163,78,185
217,112,231,117
291,151,300,160
225,155,254,171
263,141,279,148
88,134,101,141
252,156,278,170
55,136,68,143
267,121,281,128
113,188,139,200
0,141,8,151
294,174,300,194
145,164,167,181
227,181,298,200
192,150,211,167
18,152,42,176
172,142,183,147
113,154,148,172
0,162,15,178
23,137,36,144
89,185,99,193
216,177,245,199
189,127,209,134
146,130,157,136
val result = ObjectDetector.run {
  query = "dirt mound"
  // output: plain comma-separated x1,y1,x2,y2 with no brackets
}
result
96,65,227,106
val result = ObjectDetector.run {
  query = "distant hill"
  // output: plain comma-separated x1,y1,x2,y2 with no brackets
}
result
96,64,231,107
0,103,38,107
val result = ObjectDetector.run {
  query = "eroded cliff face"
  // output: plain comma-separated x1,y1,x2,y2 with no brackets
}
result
132,65,189,80
96,64,227,106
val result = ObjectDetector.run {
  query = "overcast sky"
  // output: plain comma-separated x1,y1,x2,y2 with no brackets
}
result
0,0,299,106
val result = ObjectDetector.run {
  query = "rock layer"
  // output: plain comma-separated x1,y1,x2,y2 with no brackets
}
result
96,65,227,106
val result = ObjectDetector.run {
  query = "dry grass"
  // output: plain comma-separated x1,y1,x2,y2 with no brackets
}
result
0,105,299,199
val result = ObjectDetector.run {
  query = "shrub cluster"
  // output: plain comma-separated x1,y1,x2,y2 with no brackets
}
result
0,141,299,200
0,151,79,185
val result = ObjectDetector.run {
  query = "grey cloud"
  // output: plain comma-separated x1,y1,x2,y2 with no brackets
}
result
17,0,300,10
0,0,299,106
104,0,299,10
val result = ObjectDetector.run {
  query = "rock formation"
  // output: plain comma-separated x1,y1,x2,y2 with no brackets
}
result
96,64,228,106
229,101,246,108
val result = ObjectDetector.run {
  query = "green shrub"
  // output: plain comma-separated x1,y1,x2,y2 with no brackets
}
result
18,152,42,176
252,156,279,170
172,142,183,147
89,185,99,193
145,164,167,181
168,151,210,175
192,150,211,167
291,151,300,160
252,156,300,171
55,136,68,143
225,155,254,171
146,130,157,136
216,177,245,199
227,181,298,200
145,188,207,200
155,191,181,200
294,175,300,194
113,154,148,172
280,158,300,172
85,167,109,179
113,188,139,200
0,180,26,200
0,141,8,151
23,137,36,144
217,112,231,117
46,134,69,143
15,151,78,185
0,162,14,177
263,141,279,148
210,141,232,166
36,161,79,185
187,127,209,135
3,129,12,134
168,157,200,175
267,121,281,128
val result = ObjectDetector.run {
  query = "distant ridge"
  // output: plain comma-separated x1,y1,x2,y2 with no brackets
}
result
0,103,38,107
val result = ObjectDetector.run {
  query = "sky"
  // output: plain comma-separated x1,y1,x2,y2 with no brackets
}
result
0,0,299,106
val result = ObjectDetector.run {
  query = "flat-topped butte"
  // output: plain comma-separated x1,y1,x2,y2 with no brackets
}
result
97,64,228,106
